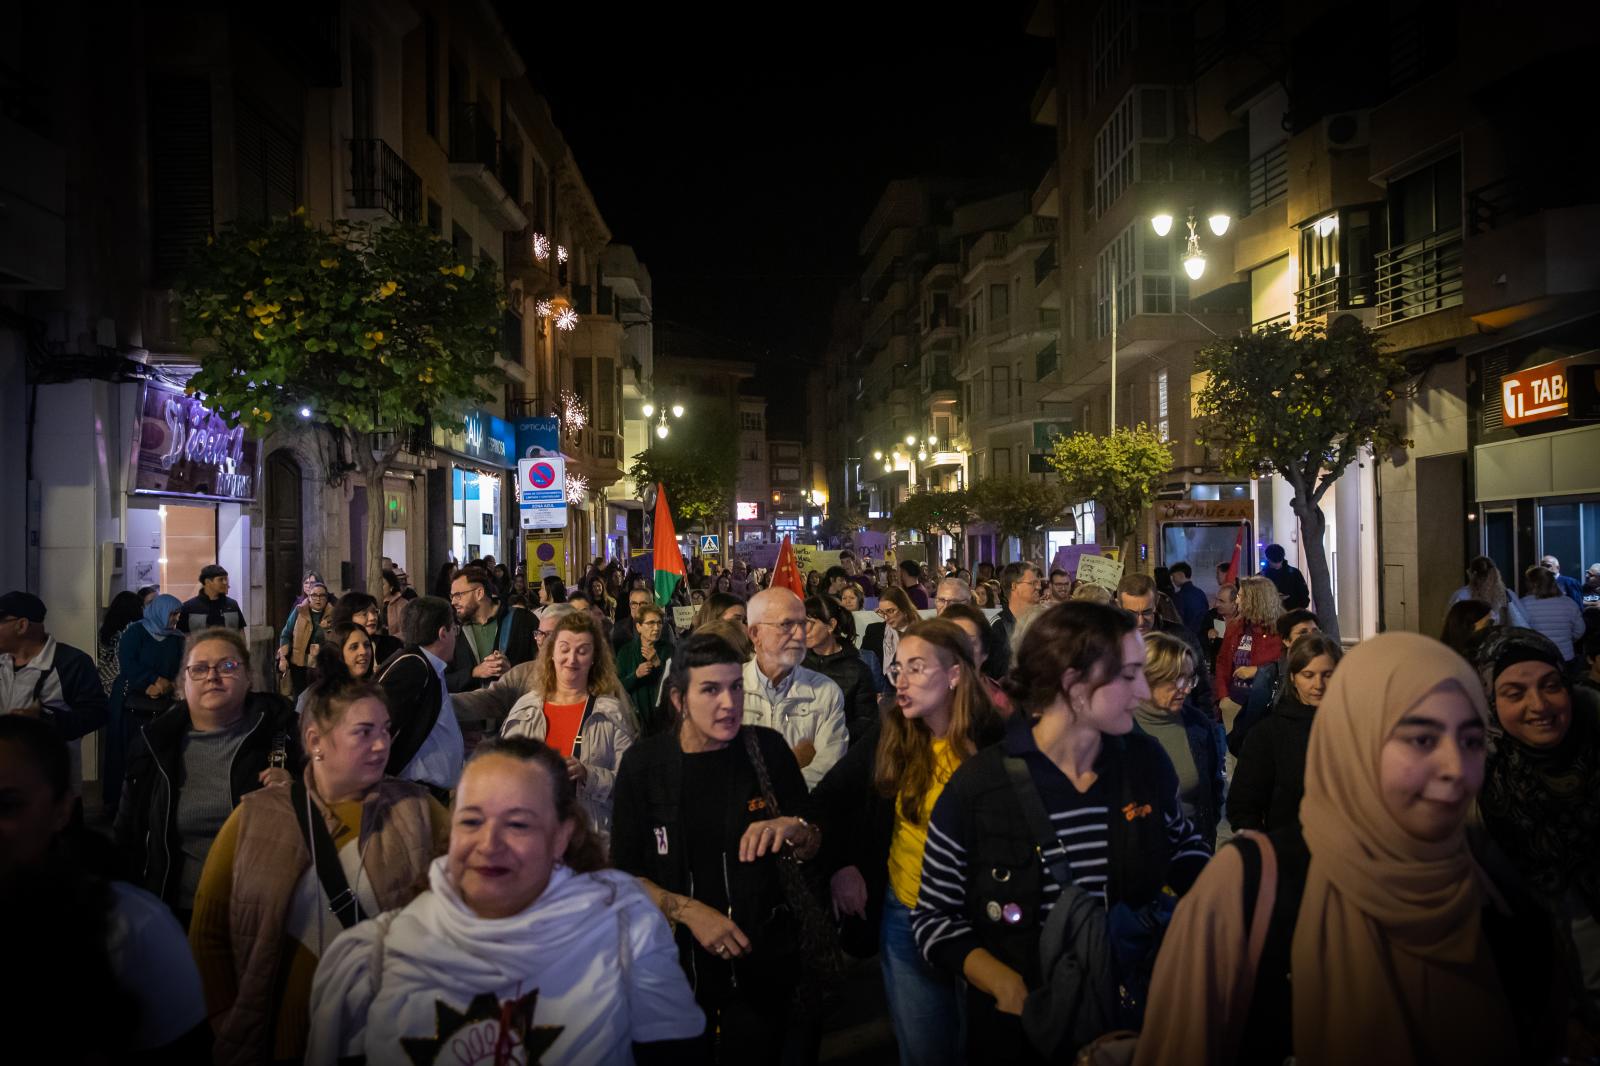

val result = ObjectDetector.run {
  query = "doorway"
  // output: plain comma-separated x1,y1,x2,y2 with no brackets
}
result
265,452,304,631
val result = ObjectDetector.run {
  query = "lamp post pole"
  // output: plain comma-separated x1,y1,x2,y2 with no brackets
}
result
1110,257,1119,432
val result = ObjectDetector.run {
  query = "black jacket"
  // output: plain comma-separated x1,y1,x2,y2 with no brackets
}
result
1226,696,1315,833
376,645,444,778
445,604,538,692
803,646,880,744
988,607,1016,680
611,726,812,994
112,693,301,907
1264,562,1311,611
176,592,244,633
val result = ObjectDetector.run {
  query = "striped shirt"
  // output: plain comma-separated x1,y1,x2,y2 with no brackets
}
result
912,741,1211,966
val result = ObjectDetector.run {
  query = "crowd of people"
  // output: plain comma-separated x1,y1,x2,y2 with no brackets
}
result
2,540,1600,1064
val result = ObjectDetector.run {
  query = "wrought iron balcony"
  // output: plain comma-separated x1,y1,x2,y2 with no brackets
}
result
1375,228,1463,326
348,139,421,223
1294,272,1373,320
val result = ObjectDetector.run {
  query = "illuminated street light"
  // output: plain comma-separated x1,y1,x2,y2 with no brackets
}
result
905,434,916,446
1207,213,1231,237
642,402,655,417
656,422,669,439
1150,213,1174,237
873,449,883,461
671,403,684,418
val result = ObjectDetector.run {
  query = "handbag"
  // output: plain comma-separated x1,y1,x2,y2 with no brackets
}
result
741,729,846,1015
291,778,367,929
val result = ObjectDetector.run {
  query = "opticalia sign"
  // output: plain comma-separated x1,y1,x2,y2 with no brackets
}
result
1500,355,1600,427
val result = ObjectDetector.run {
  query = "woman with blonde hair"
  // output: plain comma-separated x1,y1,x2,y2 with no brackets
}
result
1135,633,1554,1065
1450,555,1529,627
497,610,634,838
1134,632,1226,847
813,619,1001,1066
1215,576,1285,708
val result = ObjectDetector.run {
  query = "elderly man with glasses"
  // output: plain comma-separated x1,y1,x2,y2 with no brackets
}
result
444,564,538,693
742,588,848,789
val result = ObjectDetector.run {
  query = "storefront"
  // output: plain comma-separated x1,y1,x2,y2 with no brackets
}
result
429,409,517,573
1473,338,1600,583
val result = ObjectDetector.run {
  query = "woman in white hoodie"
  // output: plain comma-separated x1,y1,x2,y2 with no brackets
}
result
306,736,704,1065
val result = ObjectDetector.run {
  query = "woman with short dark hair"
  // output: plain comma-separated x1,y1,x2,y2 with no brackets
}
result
611,632,820,1062
803,594,879,743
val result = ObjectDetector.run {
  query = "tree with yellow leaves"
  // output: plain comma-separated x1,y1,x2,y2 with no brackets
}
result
1193,319,1410,641
176,210,504,596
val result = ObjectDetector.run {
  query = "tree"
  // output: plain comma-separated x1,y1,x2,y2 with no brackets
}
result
627,405,738,530
1193,319,1409,641
969,477,1068,562
1046,426,1172,561
890,489,976,565
819,505,868,547
176,210,504,597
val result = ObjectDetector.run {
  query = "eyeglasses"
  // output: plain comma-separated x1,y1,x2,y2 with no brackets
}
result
757,618,808,634
449,585,485,601
185,659,243,681
934,596,969,608
887,659,941,683
1171,675,1198,693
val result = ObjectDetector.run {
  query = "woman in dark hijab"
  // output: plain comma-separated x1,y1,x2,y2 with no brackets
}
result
1476,626,1600,1030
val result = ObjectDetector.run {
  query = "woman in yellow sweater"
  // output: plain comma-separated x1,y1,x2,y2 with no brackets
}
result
813,618,1000,1066
188,680,449,1065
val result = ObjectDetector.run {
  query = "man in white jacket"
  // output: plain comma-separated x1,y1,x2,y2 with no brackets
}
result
741,588,848,789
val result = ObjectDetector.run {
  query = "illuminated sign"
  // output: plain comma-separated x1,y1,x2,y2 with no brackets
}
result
1501,358,1576,427
736,501,759,521
130,382,259,501
1153,500,1255,524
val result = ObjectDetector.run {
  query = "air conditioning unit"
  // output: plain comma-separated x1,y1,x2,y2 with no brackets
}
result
1321,112,1370,151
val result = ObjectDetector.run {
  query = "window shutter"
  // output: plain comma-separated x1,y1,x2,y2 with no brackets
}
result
149,78,213,286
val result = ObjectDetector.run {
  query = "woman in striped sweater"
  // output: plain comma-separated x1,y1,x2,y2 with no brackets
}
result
910,602,1211,1064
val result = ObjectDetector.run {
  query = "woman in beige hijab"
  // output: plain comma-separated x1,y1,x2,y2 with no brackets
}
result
1134,632,1552,1065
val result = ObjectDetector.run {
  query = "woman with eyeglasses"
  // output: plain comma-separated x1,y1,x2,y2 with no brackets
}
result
1226,632,1342,834
114,628,302,925
863,586,919,693
276,582,332,697
188,680,448,1065
617,604,669,731
813,619,1000,1066
1133,632,1226,848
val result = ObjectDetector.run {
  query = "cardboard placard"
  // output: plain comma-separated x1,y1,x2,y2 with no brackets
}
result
1076,553,1125,591
672,606,697,631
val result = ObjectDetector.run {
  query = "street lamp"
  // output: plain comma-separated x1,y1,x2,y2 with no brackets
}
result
1105,208,1232,429
641,395,685,440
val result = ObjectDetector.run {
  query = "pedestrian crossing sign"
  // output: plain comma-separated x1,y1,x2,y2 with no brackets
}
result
699,534,721,555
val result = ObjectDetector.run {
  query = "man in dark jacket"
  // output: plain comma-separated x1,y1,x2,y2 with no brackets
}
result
0,591,109,744
989,562,1043,681
176,565,244,632
1262,543,1311,611
1167,562,1211,638
446,565,537,692
377,596,463,799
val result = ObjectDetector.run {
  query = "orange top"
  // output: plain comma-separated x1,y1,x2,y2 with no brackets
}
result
543,700,587,757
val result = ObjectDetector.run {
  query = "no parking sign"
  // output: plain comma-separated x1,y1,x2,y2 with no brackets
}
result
519,457,566,529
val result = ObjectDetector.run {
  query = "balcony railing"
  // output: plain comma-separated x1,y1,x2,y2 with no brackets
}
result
1251,312,1292,334
1375,227,1463,326
449,102,499,173
1034,242,1058,286
1243,142,1288,217
1294,272,1373,320
348,139,421,223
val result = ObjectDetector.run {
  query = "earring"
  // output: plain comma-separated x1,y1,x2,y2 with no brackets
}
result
313,750,324,761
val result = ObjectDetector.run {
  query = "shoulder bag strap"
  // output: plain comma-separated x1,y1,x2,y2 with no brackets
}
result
1232,830,1278,977
291,777,367,929
741,727,783,817
31,663,55,705
1003,755,1075,889
570,694,598,762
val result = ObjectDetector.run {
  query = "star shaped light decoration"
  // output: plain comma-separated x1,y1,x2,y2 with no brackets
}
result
554,307,579,332
533,299,553,319
531,233,551,261
566,472,588,504
398,990,564,1065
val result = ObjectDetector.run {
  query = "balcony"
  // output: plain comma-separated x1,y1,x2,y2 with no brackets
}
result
448,103,526,231
347,139,420,224
1033,242,1058,287
1243,142,1288,218
1035,338,1059,381
1464,176,1600,323
506,225,556,288
1294,272,1374,320
1375,227,1463,327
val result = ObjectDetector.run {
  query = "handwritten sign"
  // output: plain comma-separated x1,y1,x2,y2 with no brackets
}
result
1076,553,1125,591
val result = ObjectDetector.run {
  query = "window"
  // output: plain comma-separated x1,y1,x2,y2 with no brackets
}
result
427,198,442,235
452,223,471,262
598,436,616,459
989,283,1009,322
149,77,213,286
975,371,986,415
743,442,762,460
1157,369,1169,441
1297,208,1379,318
1095,224,1189,336
1388,154,1462,246
993,447,1012,476
1092,87,1172,220
741,411,764,431
1377,155,1463,325
596,358,615,431
573,358,592,409
1091,0,1132,101
934,413,954,441
235,98,299,225
423,14,439,138
992,366,1011,417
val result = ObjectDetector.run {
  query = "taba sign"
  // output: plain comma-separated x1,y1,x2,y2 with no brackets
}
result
130,382,259,502
519,457,567,529
1501,355,1600,427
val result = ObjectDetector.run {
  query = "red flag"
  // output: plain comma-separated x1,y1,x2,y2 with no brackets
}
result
652,483,687,606
1223,522,1245,586
770,535,807,599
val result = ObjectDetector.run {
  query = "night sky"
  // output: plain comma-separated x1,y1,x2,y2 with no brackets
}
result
506,4,1055,433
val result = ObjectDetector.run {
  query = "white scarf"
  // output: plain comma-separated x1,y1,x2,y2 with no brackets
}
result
307,858,703,1065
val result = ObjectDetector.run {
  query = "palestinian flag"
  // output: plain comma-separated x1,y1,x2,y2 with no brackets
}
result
771,535,807,599
652,483,687,607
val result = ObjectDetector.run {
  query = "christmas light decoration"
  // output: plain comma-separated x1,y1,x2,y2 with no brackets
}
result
531,233,551,261
534,299,553,318
556,245,569,264
558,388,588,433
555,307,579,331
566,472,588,504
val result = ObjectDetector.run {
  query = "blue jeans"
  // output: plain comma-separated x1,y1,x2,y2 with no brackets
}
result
881,893,965,1066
